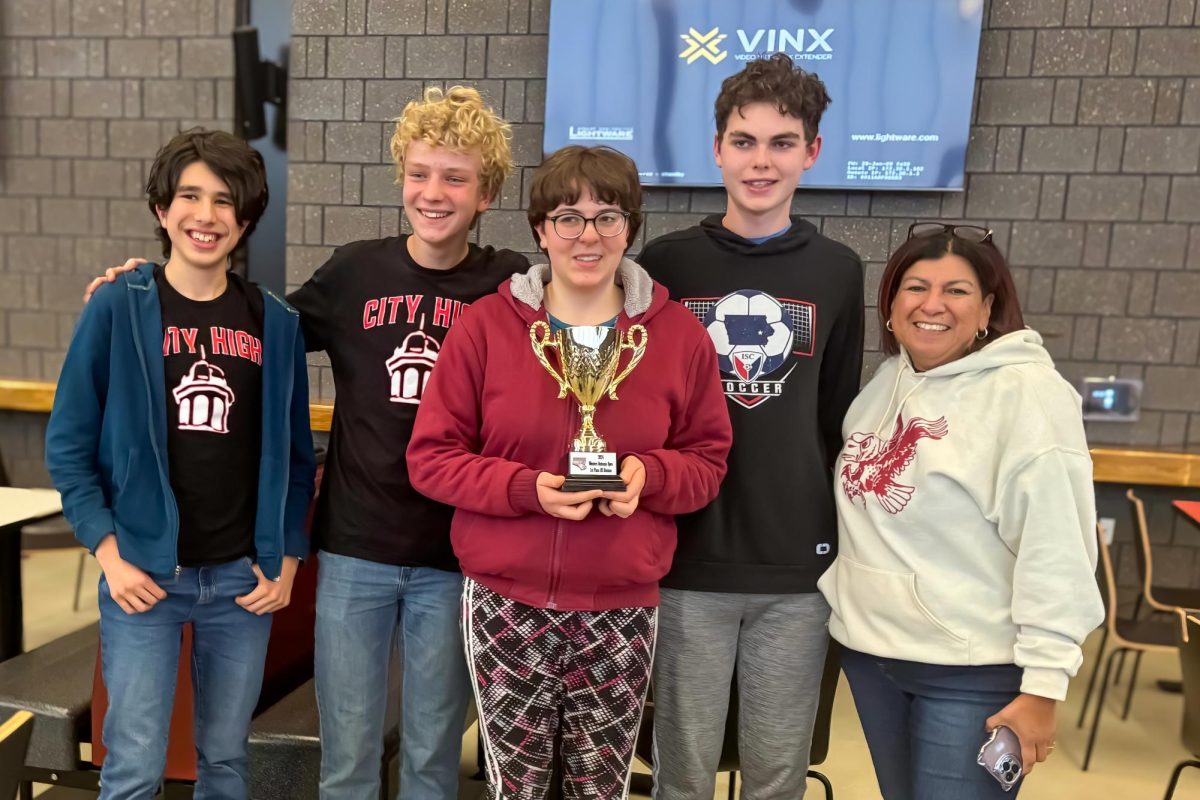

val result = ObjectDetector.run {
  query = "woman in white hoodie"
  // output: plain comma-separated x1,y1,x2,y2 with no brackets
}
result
818,222,1103,799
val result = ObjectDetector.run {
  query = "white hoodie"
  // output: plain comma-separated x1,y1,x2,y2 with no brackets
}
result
818,329,1104,701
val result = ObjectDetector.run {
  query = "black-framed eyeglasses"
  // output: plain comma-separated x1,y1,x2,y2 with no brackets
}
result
907,222,993,244
546,211,630,239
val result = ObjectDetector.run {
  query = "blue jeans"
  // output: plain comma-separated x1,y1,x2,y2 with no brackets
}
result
314,551,471,800
840,648,1024,800
97,556,271,800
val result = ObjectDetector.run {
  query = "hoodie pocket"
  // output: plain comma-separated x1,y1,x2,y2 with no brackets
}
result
111,449,141,517
829,556,969,661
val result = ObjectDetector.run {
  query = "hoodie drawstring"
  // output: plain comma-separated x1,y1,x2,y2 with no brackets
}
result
874,361,926,437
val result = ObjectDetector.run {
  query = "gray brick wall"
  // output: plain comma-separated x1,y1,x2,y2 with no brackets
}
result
0,0,238,384
284,0,1200,451
2,0,1199,455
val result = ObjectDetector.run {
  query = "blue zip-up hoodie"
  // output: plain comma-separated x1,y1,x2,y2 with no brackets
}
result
45,263,316,580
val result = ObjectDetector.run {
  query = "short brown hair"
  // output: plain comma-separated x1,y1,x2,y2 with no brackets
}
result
389,86,513,203
714,53,831,143
145,128,268,259
877,230,1025,356
526,146,643,250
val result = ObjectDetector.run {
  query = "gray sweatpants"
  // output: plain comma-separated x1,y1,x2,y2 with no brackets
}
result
651,588,831,800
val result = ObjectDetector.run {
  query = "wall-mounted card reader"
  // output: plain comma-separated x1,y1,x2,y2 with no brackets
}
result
1079,377,1142,422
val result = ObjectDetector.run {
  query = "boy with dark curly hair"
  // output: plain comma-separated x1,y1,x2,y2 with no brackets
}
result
48,128,315,799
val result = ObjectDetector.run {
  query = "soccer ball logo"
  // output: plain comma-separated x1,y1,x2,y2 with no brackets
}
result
704,290,793,382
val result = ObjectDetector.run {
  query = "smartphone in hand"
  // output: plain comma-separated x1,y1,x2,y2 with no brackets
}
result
977,725,1023,792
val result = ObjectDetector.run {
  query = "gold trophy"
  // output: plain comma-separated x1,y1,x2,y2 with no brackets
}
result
530,321,648,491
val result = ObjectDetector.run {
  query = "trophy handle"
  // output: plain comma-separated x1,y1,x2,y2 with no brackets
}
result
529,320,570,399
607,324,648,400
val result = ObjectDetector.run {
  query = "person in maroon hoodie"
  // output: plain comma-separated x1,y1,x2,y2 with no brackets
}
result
407,145,732,799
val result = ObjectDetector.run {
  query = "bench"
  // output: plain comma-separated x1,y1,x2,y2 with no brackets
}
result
0,623,101,793
249,662,480,799
248,676,401,799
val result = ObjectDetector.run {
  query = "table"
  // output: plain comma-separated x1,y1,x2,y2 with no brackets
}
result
0,487,64,662
1174,500,1200,526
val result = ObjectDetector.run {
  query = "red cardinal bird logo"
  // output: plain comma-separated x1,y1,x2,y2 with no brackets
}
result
840,413,949,514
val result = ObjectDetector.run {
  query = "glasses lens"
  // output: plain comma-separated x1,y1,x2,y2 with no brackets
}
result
952,225,991,243
909,222,948,239
554,214,585,238
595,212,626,237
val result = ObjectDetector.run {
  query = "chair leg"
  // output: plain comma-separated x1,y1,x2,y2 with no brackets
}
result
73,550,86,611
1122,650,1145,720
1163,759,1200,800
1084,648,1123,771
1114,596,1145,685
728,770,736,800
1077,626,1110,728
807,769,834,800
1114,649,1129,686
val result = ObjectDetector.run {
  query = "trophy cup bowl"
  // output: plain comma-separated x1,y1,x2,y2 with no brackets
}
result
530,320,647,492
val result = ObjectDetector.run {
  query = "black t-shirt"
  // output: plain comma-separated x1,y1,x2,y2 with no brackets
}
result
287,236,528,569
155,265,264,567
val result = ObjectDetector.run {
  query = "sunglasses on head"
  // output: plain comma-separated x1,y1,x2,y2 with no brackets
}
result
907,222,993,244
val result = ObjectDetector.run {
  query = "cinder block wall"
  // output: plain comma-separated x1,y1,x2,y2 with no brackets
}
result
286,0,1200,450
2,0,1199,489
0,0,238,485
0,0,238,382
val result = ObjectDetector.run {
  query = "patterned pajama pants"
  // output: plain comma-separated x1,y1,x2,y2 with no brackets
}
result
462,578,657,800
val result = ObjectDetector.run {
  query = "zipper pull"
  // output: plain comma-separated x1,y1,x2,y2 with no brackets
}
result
175,565,182,576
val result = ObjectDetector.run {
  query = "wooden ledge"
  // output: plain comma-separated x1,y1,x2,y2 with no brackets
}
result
1090,448,1199,488
310,403,332,432
4,379,1199,487
0,379,55,413
2,379,336,434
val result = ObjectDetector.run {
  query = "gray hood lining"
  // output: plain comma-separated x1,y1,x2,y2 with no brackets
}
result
509,257,654,318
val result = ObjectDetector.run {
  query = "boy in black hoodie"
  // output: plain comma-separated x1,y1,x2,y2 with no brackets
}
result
639,54,864,799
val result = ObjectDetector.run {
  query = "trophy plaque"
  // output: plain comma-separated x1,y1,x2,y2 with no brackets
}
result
530,320,648,492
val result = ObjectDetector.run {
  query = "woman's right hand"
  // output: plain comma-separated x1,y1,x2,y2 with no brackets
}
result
536,473,602,520
95,534,166,614
83,257,147,303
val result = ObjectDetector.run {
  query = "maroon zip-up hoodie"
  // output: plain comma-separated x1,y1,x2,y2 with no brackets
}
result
407,259,732,611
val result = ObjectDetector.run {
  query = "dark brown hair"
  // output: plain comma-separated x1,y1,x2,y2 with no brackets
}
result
145,128,268,258
526,146,643,250
877,231,1025,356
714,53,831,142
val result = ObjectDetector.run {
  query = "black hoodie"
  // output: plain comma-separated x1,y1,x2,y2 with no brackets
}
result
638,215,864,594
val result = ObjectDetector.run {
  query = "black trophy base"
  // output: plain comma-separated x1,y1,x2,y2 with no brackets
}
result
562,475,627,493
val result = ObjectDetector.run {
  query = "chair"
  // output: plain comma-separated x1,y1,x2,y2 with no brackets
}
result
20,516,87,612
0,440,86,612
0,710,35,800
1078,522,1178,770
1163,611,1200,799
1129,489,1200,614
631,642,840,799
1110,490,1200,716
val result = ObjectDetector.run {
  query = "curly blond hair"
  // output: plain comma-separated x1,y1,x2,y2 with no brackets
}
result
389,86,513,202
